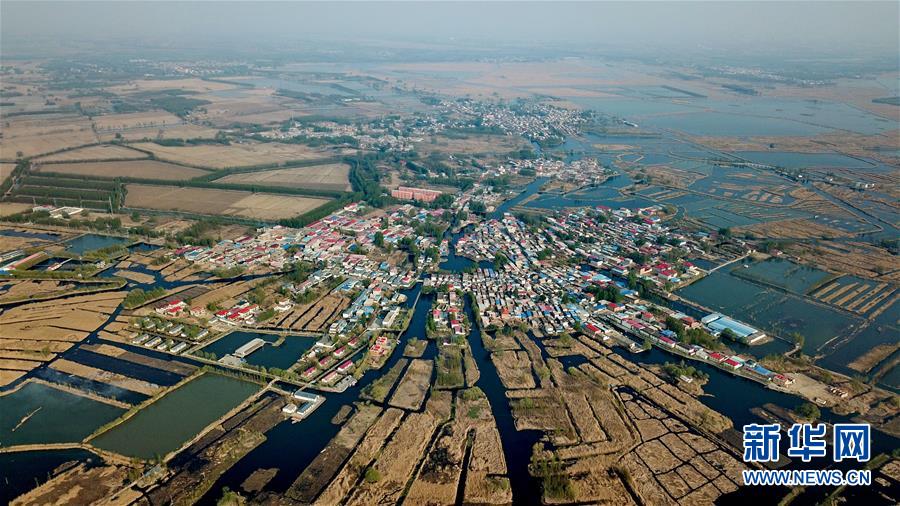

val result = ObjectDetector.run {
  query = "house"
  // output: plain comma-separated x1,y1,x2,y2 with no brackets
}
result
722,358,743,370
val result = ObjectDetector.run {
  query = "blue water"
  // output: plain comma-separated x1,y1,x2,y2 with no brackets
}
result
65,234,128,255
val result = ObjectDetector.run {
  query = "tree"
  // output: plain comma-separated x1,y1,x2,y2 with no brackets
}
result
469,200,487,214
374,231,384,248
790,332,805,349
720,328,740,343
665,316,685,338
796,402,821,421
364,467,381,483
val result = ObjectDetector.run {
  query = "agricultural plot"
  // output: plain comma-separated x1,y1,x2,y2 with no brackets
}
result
0,292,126,385
90,110,183,131
274,294,350,332
124,184,331,220
389,359,434,410
0,114,98,158
104,78,239,95
736,217,854,240
35,144,149,162
37,160,210,180
811,275,896,316
214,162,351,191
130,141,333,169
96,123,222,143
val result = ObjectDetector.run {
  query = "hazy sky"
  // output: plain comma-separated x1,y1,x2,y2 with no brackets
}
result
2,1,899,59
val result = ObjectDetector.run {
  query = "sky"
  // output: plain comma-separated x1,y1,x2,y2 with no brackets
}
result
2,1,899,59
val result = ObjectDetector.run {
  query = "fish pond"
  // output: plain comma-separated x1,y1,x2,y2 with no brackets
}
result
0,381,124,447
90,373,260,459
197,331,317,370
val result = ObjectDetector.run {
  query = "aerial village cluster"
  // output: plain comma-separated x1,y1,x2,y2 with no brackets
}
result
450,206,790,388
258,97,593,153
151,201,456,396
439,98,593,141
259,119,419,152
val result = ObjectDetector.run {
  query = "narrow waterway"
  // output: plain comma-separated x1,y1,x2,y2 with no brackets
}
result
462,297,543,504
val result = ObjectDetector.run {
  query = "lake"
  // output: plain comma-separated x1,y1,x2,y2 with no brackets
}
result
90,373,260,459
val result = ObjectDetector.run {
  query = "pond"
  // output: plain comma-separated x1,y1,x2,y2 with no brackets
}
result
64,234,129,255
90,373,260,459
0,381,124,447
197,331,318,370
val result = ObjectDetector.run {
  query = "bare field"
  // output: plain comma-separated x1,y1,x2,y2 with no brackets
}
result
105,78,238,95
125,184,331,219
215,163,351,191
130,141,334,169
34,144,148,162
389,359,433,410
37,160,210,180
414,133,528,155
1,114,98,158
0,201,32,217
0,292,125,381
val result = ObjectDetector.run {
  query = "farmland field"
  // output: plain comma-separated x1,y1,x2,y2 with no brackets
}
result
36,160,210,180
35,144,148,162
130,141,336,169
124,184,332,219
90,110,184,131
214,162,351,191
95,124,222,143
0,114,98,158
